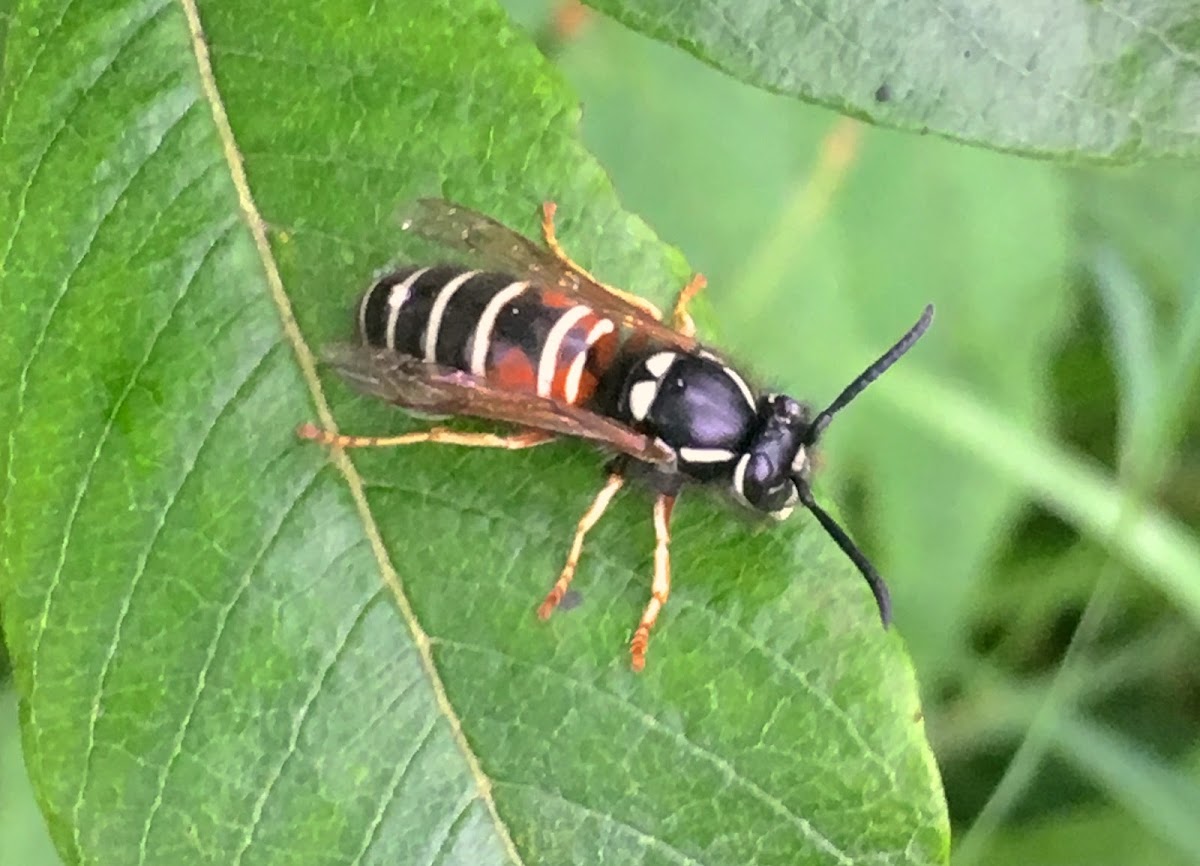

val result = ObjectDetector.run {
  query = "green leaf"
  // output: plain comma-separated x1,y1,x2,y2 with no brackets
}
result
1049,713,1200,861
0,2,946,865
543,14,1073,684
972,802,1198,866
1,686,66,866
737,130,1072,682
1073,162,1200,299
583,0,1200,161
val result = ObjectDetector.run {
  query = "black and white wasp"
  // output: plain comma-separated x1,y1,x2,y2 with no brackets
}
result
299,199,933,670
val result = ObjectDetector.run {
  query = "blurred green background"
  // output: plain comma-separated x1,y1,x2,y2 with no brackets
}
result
4,2,1199,864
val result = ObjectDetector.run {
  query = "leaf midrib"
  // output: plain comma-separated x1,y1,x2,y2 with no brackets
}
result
177,1,526,861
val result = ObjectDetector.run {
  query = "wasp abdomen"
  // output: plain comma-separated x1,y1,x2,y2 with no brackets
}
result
358,265,619,406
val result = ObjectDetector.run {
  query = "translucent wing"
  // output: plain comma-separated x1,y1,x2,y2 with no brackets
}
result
323,344,675,465
398,198,697,350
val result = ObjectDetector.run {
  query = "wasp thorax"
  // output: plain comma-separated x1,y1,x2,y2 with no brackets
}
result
616,350,760,481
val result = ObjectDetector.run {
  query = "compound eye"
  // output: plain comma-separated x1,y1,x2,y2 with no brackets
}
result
769,480,800,520
733,452,793,513
763,478,797,511
731,453,755,507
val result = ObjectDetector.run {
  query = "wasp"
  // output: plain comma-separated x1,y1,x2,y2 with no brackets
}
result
299,199,933,670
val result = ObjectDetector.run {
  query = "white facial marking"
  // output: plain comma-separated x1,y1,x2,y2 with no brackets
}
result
773,482,800,519
537,305,593,398
379,267,429,349
423,270,480,362
627,379,659,422
732,453,751,503
643,351,676,379
563,318,615,404
723,366,757,410
469,280,528,375
679,446,736,464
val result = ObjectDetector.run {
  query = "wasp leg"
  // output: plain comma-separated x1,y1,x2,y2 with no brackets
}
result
670,273,706,339
630,493,675,672
540,201,666,321
538,472,626,620
550,0,590,44
297,423,555,450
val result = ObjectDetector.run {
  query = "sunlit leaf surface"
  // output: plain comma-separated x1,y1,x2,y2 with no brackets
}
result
587,0,1200,160
0,2,948,864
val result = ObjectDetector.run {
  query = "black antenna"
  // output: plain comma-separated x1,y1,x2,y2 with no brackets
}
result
796,482,892,626
807,304,934,444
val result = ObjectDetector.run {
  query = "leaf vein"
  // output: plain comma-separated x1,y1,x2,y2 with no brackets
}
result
690,603,900,783
19,214,232,847
232,587,393,866
69,322,277,853
119,152,226,265
337,657,429,756
494,780,706,866
432,636,855,864
348,714,443,866
0,0,174,273
361,473,897,778
178,1,526,861
134,467,331,865
1095,3,1200,69
426,791,483,866
17,90,209,793
919,0,1142,135
0,0,79,147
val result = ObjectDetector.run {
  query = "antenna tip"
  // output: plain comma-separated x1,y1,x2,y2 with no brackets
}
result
915,303,935,333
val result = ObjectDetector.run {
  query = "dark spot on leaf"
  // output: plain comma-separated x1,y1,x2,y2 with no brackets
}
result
970,619,1004,656
559,588,583,611
937,678,965,703
963,48,971,59
874,83,892,103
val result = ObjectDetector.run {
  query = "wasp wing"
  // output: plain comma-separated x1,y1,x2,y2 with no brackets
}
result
398,198,697,350
322,344,675,465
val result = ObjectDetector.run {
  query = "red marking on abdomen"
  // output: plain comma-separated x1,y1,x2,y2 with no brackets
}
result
547,311,618,404
475,285,620,405
489,347,538,392
579,327,619,403
541,289,576,309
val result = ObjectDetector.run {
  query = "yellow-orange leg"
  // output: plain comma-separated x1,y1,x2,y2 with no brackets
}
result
538,472,625,620
630,493,675,672
551,0,590,42
540,202,666,321
297,422,555,450
670,273,706,339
